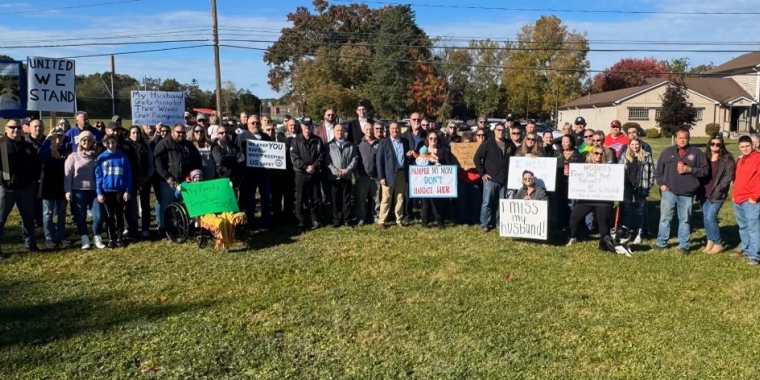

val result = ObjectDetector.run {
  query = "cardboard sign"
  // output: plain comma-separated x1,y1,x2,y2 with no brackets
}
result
507,156,557,191
27,56,76,112
0,61,26,119
568,163,625,201
180,178,239,217
449,142,479,170
499,199,548,240
246,139,286,169
408,165,458,198
131,91,185,126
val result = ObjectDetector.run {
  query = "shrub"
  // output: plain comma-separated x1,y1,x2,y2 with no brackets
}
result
660,127,674,138
645,128,661,138
705,123,721,136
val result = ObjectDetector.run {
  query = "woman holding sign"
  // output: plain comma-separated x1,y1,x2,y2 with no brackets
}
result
416,133,452,229
567,146,614,248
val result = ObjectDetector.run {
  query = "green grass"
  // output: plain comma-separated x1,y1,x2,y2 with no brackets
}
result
1,138,758,379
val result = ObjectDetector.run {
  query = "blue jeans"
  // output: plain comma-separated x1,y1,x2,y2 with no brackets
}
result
733,201,760,260
656,191,693,250
157,182,178,231
71,190,101,236
42,199,67,242
480,180,505,228
700,199,724,245
458,181,482,225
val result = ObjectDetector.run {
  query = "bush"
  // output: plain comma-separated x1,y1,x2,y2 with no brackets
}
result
660,128,674,138
645,128,661,138
705,123,721,136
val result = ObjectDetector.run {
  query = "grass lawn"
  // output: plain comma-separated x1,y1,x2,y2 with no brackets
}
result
2,136,759,379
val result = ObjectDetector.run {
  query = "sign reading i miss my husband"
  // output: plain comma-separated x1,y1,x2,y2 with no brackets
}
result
131,91,186,126
27,57,76,113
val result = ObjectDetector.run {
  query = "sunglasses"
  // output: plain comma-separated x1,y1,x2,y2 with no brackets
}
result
584,135,593,138
476,134,485,137
173,130,186,134
6,126,21,130
592,139,602,143
194,130,203,133
421,124,429,127
374,127,382,130
611,125,621,128
478,120,485,123
710,142,723,147
526,138,536,141
593,152,603,156
511,132,520,135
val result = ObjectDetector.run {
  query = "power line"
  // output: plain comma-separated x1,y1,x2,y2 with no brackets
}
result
0,0,144,16
62,44,211,59
0,28,212,44
0,39,209,49
332,0,760,15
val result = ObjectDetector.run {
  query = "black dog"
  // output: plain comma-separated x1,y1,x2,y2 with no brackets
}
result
599,226,633,257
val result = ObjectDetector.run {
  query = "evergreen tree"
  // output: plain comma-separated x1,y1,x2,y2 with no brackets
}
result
656,78,697,137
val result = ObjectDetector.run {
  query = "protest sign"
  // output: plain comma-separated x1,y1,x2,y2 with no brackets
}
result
246,140,287,169
180,178,239,217
408,165,458,198
507,156,557,191
499,199,548,240
131,91,185,126
0,61,26,119
27,56,76,113
449,143,479,170
568,163,625,201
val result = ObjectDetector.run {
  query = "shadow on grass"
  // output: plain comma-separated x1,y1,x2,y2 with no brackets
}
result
0,278,218,351
233,224,300,253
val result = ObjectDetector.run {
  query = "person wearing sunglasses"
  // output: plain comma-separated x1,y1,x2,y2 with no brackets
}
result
618,137,654,244
654,128,709,255
211,125,245,192
567,147,615,248
474,123,517,232
190,125,215,181
696,134,735,254
401,112,427,224
732,135,760,265
0,119,43,256
514,170,548,201
234,114,274,227
603,119,629,160
516,132,544,157
59,111,102,155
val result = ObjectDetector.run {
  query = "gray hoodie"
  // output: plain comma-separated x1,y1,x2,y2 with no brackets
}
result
326,139,358,181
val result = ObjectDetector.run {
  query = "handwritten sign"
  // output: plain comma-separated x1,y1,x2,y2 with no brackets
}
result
568,163,625,201
180,178,239,217
408,165,458,198
499,199,548,240
449,142,479,170
0,61,25,119
131,91,185,126
507,156,557,191
246,140,286,169
27,56,76,112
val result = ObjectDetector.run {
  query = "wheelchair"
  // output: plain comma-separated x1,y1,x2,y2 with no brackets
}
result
163,202,214,248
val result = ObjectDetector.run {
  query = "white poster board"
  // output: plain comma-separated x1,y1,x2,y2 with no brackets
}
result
408,165,458,198
507,156,557,191
131,91,185,126
568,163,625,201
27,56,76,112
246,140,286,169
499,199,548,240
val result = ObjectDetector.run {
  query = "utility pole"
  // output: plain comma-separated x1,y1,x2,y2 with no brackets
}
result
110,55,116,116
211,0,223,119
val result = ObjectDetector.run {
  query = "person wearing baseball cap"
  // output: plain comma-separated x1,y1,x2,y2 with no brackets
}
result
603,119,629,159
571,116,586,145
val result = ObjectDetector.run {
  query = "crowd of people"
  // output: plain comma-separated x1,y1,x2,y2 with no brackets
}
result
1,106,759,264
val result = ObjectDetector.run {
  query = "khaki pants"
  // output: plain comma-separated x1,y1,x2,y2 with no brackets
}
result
378,169,406,225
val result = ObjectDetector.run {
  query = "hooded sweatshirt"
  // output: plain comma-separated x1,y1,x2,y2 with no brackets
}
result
95,149,132,195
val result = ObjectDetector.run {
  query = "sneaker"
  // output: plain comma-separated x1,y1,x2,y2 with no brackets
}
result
81,235,91,250
481,226,489,233
115,240,126,248
93,235,106,249
107,240,116,249
633,234,642,245
45,240,58,250
356,220,365,226
749,259,760,266
679,248,690,256
566,238,576,246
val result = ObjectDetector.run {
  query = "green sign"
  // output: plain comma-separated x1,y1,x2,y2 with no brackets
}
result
180,178,239,217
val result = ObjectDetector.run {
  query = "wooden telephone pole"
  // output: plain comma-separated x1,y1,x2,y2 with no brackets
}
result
211,0,223,119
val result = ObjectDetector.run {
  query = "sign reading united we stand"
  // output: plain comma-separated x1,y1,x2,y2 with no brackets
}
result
408,165,458,198
27,56,76,113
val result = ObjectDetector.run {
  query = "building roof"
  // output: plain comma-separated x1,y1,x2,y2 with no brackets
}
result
705,51,760,74
560,77,754,109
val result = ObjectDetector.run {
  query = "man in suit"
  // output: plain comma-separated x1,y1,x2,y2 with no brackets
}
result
312,109,336,145
400,112,426,224
376,122,414,229
347,103,374,145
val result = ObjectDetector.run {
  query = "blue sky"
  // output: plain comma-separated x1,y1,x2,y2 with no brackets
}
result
2,0,759,99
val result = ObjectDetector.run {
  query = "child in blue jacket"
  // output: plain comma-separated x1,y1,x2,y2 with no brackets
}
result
95,134,132,248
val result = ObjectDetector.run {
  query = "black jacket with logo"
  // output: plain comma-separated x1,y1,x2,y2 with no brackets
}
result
0,138,42,190
290,134,324,175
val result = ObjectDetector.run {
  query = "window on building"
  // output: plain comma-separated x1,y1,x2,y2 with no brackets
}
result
695,108,704,121
655,108,661,120
628,108,649,120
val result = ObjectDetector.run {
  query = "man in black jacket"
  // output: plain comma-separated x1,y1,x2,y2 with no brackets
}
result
0,119,43,255
235,115,273,227
153,123,202,236
400,112,426,224
355,122,381,225
291,122,324,229
473,123,517,232
271,118,296,224
211,125,244,187
346,102,374,144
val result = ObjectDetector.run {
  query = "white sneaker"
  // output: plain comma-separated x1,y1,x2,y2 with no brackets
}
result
93,235,106,249
633,234,642,245
566,238,576,246
81,235,91,250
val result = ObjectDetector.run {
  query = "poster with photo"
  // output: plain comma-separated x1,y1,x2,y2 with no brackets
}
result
0,61,26,119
